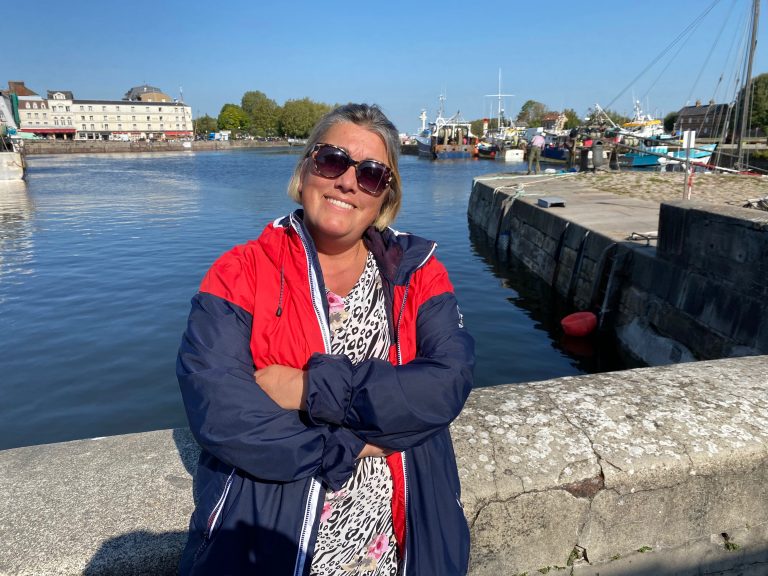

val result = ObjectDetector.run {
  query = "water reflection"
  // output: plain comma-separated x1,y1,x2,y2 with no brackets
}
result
467,223,642,376
0,180,35,287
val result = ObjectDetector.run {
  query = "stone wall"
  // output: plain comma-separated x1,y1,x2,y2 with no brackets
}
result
468,178,768,364
1,356,767,575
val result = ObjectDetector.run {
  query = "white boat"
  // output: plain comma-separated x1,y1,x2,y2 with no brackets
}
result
415,96,477,160
0,149,25,181
1,95,26,180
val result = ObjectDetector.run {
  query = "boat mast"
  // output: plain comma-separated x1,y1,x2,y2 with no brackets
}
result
485,68,513,135
736,0,760,169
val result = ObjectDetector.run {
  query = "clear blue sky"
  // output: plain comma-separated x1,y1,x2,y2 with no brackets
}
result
5,0,765,133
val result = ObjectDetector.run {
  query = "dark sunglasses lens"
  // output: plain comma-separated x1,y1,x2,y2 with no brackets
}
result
314,146,350,178
357,162,389,195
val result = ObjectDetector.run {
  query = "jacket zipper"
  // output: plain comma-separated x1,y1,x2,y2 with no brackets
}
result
195,467,236,560
290,216,328,576
393,243,435,576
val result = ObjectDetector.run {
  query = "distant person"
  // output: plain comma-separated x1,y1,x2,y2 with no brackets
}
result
177,103,475,575
527,132,546,174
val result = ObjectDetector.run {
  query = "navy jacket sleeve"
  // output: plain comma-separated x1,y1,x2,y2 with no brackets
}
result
305,286,474,452
178,292,364,490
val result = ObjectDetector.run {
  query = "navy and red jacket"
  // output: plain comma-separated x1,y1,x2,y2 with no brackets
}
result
178,210,475,575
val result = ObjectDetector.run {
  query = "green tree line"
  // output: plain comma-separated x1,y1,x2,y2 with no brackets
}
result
193,91,335,138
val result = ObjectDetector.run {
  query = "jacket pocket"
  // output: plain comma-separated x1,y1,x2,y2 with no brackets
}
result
193,467,236,561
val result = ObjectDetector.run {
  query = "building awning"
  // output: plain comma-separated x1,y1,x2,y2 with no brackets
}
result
21,128,77,134
164,131,193,136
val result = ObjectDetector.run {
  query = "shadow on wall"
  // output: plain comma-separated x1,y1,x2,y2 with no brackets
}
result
83,530,187,576
83,527,305,576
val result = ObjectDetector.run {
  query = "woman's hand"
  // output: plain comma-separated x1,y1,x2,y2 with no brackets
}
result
254,365,307,410
357,443,393,459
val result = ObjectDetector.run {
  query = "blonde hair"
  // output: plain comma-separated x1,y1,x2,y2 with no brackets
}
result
287,103,401,230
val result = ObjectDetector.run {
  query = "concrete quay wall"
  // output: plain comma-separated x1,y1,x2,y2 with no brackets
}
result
1,357,767,575
468,176,768,364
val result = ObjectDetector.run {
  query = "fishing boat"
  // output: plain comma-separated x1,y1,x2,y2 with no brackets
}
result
622,142,717,168
620,100,667,140
415,96,477,160
475,141,499,159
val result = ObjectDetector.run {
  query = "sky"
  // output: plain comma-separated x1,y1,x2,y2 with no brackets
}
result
5,0,766,134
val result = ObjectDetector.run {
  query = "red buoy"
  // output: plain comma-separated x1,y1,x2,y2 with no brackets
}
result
561,311,597,337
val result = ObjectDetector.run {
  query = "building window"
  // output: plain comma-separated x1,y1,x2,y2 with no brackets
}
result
81,116,85,120
66,106,70,112
34,113,39,118
158,107,162,112
82,124,87,130
80,105,84,111
160,124,164,129
91,124,95,130
33,103,38,109
159,116,163,121
43,113,47,119
118,124,122,130
55,118,59,126
104,124,109,130
89,116,93,121
68,118,72,125
26,112,31,119
102,106,106,111
147,124,151,130
146,116,150,121
116,106,120,111
103,116,108,121
132,116,136,121
133,124,137,129
131,106,135,112
88,106,93,111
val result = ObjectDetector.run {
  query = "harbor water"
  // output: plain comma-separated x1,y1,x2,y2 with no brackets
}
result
0,149,634,450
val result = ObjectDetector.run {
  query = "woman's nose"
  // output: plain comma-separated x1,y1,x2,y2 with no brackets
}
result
336,165,358,192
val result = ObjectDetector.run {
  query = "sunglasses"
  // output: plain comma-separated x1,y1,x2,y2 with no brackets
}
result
308,143,392,196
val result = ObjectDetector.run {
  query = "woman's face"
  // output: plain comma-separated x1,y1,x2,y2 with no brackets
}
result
300,122,389,251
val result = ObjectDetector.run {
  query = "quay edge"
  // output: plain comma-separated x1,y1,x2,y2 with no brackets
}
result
0,356,767,575
468,172,768,364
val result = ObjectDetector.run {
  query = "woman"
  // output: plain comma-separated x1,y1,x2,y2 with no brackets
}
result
177,103,474,575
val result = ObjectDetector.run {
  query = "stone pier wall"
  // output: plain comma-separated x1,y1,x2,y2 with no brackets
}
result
468,178,768,364
1,357,767,575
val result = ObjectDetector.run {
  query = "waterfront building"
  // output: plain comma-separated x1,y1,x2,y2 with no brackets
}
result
675,99,730,138
6,81,193,142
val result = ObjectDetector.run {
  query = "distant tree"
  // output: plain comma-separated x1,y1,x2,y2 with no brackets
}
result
470,119,485,137
563,108,581,130
279,98,333,138
193,114,217,136
746,73,768,136
516,100,548,127
663,111,678,133
218,104,251,133
241,91,280,137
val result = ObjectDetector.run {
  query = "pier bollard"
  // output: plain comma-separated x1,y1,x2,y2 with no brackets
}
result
609,147,619,170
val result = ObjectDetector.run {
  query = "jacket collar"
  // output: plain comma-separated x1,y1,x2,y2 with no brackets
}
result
277,209,436,286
